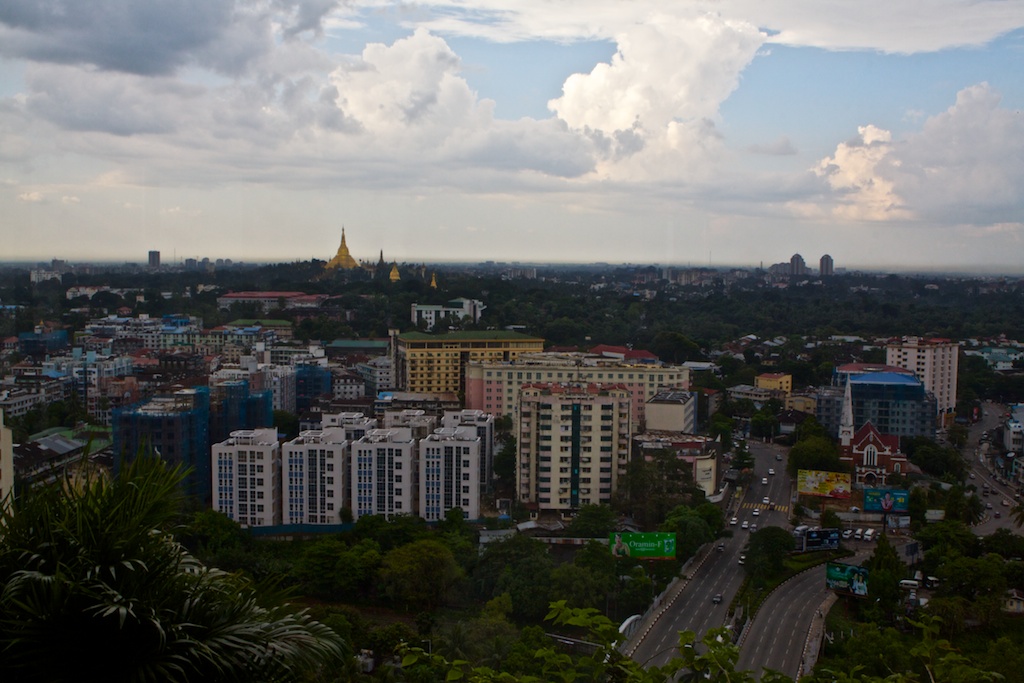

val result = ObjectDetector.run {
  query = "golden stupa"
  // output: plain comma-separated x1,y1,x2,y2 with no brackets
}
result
326,228,359,269
389,264,401,282
429,272,437,289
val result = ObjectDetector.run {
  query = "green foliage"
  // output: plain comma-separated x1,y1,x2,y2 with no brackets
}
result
744,527,795,587
567,504,617,538
0,457,346,682
380,539,464,611
473,535,554,622
787,435,844,477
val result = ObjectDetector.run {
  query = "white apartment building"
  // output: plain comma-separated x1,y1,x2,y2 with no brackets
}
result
211,357,297,412
442,409,496,492
465,352,689,425
383,409,438,439
411,298,486,331
517,383,632,515
212,428,281,527
885,337,960,418
354,355,395,394
419,426,482,521
351,428,417,520
322,412,378,440
282,428,348,525
331,369,366,400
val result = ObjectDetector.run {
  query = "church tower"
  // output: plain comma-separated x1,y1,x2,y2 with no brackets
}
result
326,228,359,269
839,377,854,448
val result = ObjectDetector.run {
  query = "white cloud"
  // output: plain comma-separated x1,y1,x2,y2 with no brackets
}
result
17,190,43,202
816,84,1024,226
61,195,80,203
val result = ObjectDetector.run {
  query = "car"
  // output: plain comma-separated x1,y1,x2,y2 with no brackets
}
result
712,593,723,604
762,496,770,505
741,521,749,529
761,477,768,485
996,511,1002,518
738,554,746,565
768,468,775,475
717,543,725,552
850,506,861,513
970,473,976,479
986,502,993,509
842,529,853,539
1004,499,1011,507
749,524,758,532
730,516,738,526
752,508,760,516
769,502,776,510
775,453,782,461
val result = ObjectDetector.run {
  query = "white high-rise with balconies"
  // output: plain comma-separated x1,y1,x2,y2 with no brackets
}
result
419,426,481,521
282,428,348,525
351,428,417,520
885,337,959,419
212,428,281,527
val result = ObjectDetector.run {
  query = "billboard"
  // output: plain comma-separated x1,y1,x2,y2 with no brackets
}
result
826,562,869,597
797,470,852,498
609,532,676,560
864,488,910,513
804,528,841,551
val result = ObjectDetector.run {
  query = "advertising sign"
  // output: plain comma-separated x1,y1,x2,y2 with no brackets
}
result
804,528,841,551
826,561,870,597
609,532,676,559
864,489,910,513
797,470,852,499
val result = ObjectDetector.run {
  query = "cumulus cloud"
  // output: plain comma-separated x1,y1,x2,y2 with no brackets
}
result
18,191,44,202
815,125,910,221
816,84,1024,225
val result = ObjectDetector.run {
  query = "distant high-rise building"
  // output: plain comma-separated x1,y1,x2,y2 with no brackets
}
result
148,250,160,268
820,254,834,276
790,254,806,276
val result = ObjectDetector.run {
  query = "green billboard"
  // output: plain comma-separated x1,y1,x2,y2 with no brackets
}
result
609,532,676,559
826,561,869,597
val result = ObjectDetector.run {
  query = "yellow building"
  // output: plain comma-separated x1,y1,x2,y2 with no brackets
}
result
395,331,545,395
785,393,817,413
326,228,360,269
755,372,793,396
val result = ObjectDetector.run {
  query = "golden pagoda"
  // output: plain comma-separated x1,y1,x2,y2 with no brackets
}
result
429,272,437,289
326,228,359,269
389,264,401,282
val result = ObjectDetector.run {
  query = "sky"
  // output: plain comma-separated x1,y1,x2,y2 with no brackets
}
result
2,1,1024,272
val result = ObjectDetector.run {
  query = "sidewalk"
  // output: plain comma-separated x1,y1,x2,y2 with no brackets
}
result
798,592,838,678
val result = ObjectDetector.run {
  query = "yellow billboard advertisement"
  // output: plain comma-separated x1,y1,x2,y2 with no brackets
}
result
797,469,852,499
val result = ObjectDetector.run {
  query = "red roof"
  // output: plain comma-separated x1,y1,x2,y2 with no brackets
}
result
220,291,306,299
589,344,660,361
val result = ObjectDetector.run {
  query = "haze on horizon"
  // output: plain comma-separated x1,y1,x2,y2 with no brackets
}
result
2,1,1023,272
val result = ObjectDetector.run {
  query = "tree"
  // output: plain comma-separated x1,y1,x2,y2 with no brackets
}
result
380,539,463,611
0,457,345,682
568,503,618,538
744,527,795,586
787,435,843,477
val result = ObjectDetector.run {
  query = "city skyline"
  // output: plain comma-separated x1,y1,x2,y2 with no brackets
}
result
2,2,1023,272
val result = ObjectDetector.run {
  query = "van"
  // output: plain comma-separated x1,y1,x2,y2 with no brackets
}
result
863,529,875,542
853,528,863,540
793,525,809,536
900,579,920,590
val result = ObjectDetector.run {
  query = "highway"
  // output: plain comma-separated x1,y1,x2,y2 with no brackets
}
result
627,439,794,671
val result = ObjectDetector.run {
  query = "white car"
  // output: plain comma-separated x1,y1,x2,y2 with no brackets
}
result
750,524,758,532
730,516,738,526
768,468,775,475
752,508,760,517
762,496,770,505
761,477,768,485
741,521,750,530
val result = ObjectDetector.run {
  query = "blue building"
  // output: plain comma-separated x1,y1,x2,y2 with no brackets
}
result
113,387,211,502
